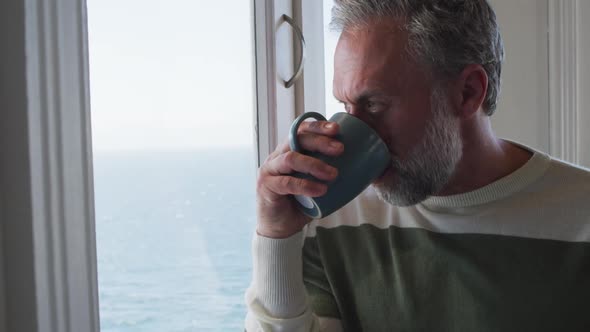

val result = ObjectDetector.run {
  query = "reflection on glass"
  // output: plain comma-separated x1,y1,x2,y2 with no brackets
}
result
88,1,256,330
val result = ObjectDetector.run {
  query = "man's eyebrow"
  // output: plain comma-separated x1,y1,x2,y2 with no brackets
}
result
357,89,390,100
334,89,392,103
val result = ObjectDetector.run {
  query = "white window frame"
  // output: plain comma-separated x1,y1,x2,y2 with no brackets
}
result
0,0,99,331
254,0,283,165
548,0,583,165
1,0,586,331
253,0,326,167
294,0,327,118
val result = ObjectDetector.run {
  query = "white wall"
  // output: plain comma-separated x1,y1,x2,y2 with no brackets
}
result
489,0,550,152
490,0,589,169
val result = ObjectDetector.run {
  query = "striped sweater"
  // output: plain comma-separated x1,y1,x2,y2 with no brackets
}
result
245,145,590,331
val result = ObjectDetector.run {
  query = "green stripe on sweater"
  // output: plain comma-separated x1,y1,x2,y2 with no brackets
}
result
303,224,590,332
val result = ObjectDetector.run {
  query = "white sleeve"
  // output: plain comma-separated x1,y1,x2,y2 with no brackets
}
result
244,231,343,332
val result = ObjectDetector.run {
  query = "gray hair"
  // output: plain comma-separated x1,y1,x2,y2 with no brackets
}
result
331,0,504,116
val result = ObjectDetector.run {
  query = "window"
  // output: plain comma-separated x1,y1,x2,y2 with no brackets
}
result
88,1,257,330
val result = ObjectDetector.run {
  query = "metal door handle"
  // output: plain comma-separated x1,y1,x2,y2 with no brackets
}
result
281,14,306,88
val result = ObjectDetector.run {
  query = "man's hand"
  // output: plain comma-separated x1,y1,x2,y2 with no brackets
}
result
256,120,344,238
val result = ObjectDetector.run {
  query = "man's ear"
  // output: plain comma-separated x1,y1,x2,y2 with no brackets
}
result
450,64,488,119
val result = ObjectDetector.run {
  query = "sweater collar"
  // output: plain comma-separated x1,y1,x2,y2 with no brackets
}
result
420,141,551,210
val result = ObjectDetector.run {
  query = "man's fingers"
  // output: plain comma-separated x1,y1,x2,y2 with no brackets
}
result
264,175,328,197
269,125,343,160
265,151,338,181
260,121,341,200
297,133,343,156
298,120,340,136
269,121,341,158
276,139,290,155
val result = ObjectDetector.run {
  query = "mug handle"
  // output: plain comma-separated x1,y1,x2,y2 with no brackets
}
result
289,112,328,152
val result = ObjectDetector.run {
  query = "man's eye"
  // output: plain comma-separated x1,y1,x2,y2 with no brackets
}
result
366,101,382,113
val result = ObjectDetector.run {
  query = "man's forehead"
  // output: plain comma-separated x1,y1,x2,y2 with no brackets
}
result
333,29,410,95
332,73,401,101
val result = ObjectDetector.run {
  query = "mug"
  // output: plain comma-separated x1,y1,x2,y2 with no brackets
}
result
289,111,391,219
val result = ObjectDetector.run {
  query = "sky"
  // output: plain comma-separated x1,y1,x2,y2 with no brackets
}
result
87,0,256,151
87,0,343,151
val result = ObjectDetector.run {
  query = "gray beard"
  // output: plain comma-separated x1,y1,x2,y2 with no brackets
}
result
374,87,463,206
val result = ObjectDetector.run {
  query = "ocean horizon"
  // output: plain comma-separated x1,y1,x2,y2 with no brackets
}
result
94,147,257,331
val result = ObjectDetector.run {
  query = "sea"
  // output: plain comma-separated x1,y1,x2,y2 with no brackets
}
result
93,148,257,331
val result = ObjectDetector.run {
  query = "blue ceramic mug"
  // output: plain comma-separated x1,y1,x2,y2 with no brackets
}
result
289,112,391,219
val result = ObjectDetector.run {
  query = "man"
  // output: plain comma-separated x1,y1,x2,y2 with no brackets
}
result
246,0,590,331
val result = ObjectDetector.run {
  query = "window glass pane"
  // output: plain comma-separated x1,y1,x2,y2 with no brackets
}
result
323,0,341,119
88,1,256,330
